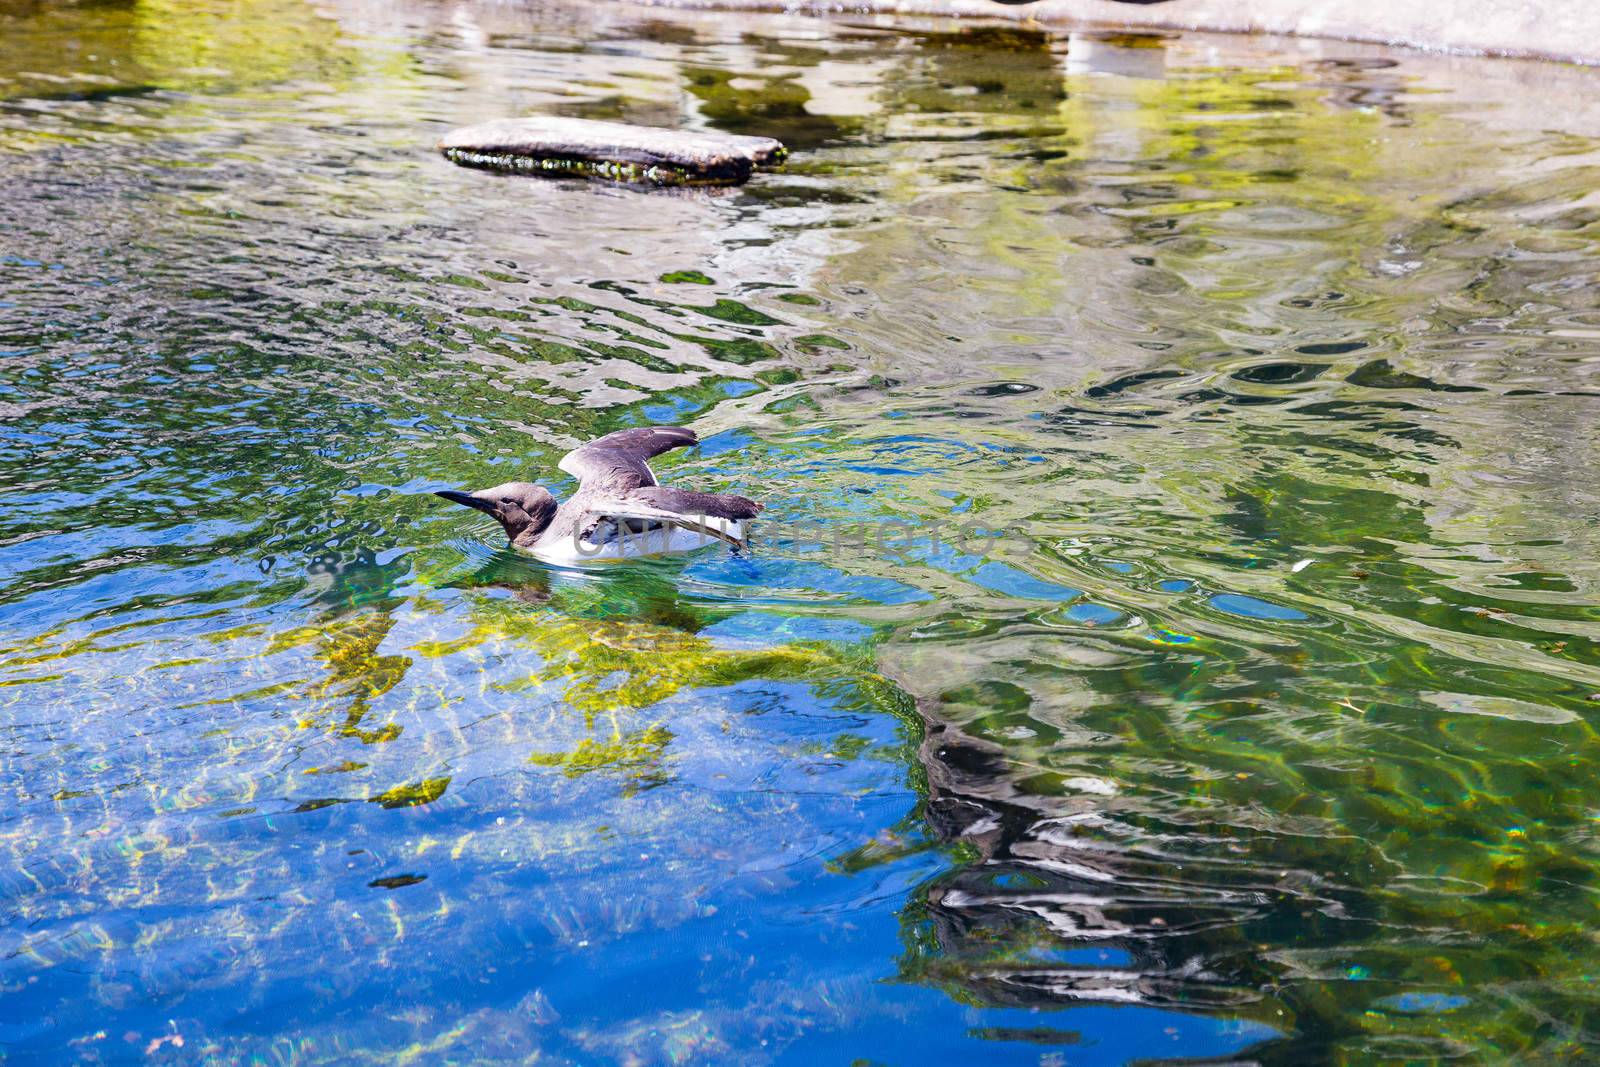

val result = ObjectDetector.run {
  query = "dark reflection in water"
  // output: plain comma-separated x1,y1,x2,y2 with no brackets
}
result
3,0,1600,1062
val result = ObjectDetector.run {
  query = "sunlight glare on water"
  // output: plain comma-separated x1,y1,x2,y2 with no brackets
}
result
3,0,1600,1062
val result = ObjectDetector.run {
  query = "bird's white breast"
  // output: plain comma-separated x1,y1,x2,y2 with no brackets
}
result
527,520,744,565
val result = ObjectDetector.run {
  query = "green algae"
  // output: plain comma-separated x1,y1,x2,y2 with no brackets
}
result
442,147,708,187
370,777,452,809
441,143,787,187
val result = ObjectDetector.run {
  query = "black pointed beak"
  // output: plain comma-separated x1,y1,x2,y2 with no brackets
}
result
435,489,497,515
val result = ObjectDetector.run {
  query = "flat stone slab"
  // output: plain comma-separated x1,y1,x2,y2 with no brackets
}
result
438,117,787,186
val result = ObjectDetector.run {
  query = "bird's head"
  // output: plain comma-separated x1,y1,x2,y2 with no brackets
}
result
435,482,558,546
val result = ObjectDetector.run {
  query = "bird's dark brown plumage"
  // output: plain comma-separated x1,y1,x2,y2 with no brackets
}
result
436,425,761,560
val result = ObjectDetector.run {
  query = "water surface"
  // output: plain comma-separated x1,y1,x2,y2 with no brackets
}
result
4,1,1600,1062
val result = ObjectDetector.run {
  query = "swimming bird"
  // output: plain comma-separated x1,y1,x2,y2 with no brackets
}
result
435,426,761,564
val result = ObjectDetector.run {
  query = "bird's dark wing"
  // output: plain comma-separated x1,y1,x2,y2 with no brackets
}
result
625,486,761,520
584,487,761,549
558,426,698,490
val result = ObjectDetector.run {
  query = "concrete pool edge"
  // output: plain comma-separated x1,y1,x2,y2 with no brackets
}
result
623,0,1600,66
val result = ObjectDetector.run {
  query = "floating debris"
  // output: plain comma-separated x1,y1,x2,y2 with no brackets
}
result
437,117,786,187
368,873,429,890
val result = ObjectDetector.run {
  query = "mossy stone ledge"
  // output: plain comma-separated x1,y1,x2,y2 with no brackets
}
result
437,117,787,187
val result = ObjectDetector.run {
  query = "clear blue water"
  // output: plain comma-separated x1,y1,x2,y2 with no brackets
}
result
4,1,1600,1062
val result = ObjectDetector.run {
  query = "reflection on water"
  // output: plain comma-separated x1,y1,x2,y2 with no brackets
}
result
3,0,1600,1061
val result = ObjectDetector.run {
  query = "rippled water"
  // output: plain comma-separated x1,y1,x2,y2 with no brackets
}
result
5,1,1600,1062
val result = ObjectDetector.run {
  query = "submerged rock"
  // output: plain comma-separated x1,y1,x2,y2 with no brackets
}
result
437,117,787,187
